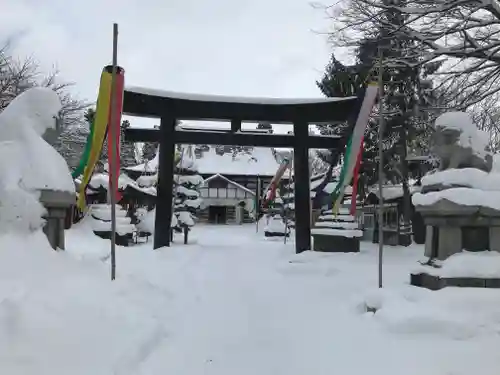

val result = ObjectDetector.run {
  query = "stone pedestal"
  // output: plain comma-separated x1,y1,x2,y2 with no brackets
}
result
412,197,500,289
417,200,500,260
312,233,360,253
411,272,500,290
39,189,76,250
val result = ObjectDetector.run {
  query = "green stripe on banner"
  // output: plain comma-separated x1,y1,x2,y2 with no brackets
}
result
330,83,379,210
71,120,95,179
331,133,353,202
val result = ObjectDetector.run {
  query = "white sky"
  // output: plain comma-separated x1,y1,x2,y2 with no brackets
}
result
1,0,348,130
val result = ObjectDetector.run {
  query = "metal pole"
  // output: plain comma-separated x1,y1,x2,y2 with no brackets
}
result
377,46,385,289
256,177,261,233
109,23,119,281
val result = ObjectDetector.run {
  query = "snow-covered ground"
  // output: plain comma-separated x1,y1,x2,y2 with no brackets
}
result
2,222,500,375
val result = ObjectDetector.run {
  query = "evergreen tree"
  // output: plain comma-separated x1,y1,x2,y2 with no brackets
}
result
317,4,440,216
172,146,204,243
141,142,157,162
53,107,108,173
141,124,159,162
119,120,137,167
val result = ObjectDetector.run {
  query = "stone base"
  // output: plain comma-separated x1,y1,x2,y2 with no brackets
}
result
94,231,132,247
410,272,500,290
264,231,290,237
312,234,360,253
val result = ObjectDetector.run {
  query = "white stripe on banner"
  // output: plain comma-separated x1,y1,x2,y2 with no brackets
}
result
337,84,379,195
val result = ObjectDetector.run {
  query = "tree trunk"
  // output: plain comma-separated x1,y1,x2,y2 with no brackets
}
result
183,226,189,244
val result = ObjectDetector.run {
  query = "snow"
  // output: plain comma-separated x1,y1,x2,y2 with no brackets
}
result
176,174,204,185
311,228,363,237
315,220,360,229
127,151,159,173
319,214,356,222
176,211,195,227
137,174,157,187
413,188,500,210
2,224,500,374
369,184,421,201
0,87,75,194
203,173,255,195
264,215,288,234
414,166,500,210
414,251,500,278
435,112,491,158
126,85,357,104
91,220,136,235
0,230,164,374
184,198,203,208
89,173,157,197
177,185,200,198
422,168,500,190
128,147,280,177
196,146,281,176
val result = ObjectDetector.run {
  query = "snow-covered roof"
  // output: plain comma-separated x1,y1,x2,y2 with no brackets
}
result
126,145,278,176
368,184,421,201
203,174,255,195
125,152,158,173
197,147,280,176
126,86,357,105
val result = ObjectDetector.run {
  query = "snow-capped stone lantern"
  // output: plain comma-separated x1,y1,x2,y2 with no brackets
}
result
411,111,500,289
0,87,76,250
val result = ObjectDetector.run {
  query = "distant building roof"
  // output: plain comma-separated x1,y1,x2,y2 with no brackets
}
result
125,145,282,177
196,147,280,176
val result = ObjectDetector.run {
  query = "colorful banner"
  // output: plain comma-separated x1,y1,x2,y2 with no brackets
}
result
105,65,125,203
331,83,379,213
72,121,95,179
350,139,364,215
262,156,291,209
76,66,124,210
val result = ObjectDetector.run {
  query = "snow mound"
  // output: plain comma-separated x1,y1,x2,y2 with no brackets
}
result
0,88,74,233
136,208,156,234
0,231,165,375
412,187,500,210
414,251,500,278
414,168,500,209
361,287,500,340
421,168,500,190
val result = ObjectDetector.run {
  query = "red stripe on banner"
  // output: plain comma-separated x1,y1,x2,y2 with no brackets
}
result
350,137,364,215
107,69,125,202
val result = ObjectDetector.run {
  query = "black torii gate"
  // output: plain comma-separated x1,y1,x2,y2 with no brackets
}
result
123,87,364,254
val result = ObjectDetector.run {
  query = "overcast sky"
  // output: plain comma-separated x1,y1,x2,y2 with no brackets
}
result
1,0,346,129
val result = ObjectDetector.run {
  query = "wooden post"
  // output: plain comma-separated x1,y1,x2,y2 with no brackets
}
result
154,115,176,249
183,226,189,244
109,23,119,281
293,121,311,254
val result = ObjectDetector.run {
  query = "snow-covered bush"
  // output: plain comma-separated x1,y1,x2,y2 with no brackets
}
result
172,146,203,236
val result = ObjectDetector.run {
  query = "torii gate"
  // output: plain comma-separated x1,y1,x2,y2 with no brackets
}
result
123,87,366,254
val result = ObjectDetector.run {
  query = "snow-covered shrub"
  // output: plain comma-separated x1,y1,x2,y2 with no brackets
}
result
172,146,203,235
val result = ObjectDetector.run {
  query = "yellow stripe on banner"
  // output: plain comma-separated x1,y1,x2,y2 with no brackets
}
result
77,69,113,210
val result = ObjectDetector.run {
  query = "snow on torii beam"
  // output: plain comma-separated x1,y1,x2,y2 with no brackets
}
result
122,86,364,254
